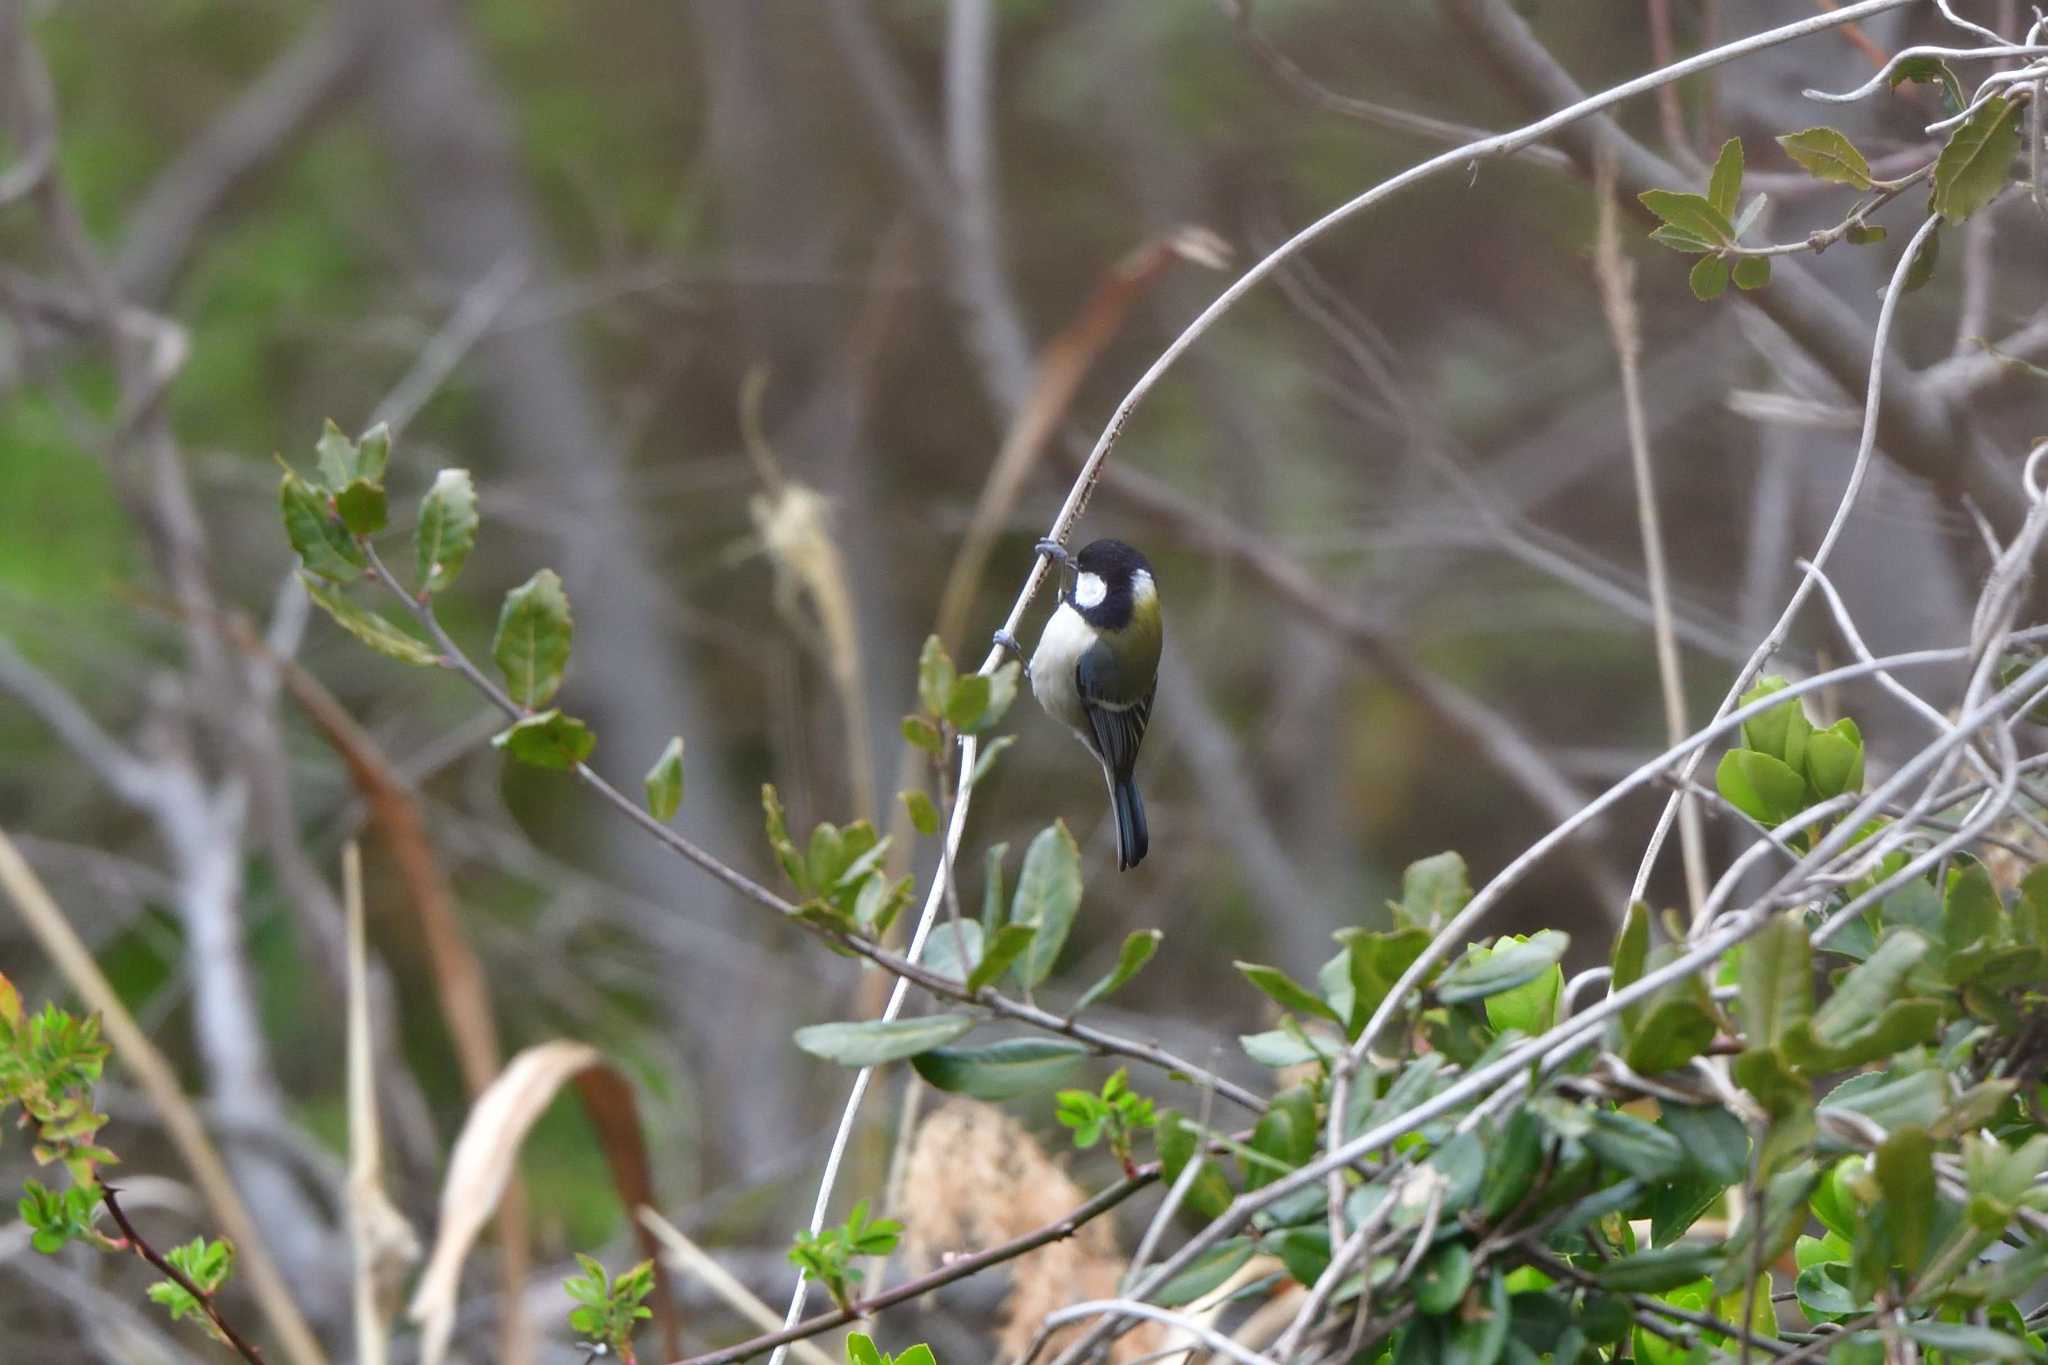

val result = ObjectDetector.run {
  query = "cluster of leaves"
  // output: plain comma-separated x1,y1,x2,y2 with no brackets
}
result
563,1254,655,1363
763,783,913,942
1056,1068,1156,1176
1716,676,1865,832
282,420,679,777
146,1238,237,1336
787,1199,903,1312
1641,60,2019,300
899,633,1022,817
845,1333,936,1365
3,975,251,1345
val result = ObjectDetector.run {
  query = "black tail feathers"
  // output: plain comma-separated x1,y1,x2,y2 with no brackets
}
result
1111,773,1148,871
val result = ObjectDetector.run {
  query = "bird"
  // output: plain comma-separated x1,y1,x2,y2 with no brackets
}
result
996,537,1162,870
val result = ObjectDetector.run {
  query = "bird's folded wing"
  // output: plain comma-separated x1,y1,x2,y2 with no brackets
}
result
1077,647,1154,778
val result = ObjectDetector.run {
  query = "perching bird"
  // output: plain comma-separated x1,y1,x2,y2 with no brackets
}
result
997,537,1162,870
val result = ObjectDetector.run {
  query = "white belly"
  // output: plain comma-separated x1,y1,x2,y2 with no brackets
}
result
1029,602,1095,741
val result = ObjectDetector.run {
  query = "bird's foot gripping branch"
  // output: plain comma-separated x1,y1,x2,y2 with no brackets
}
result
260,422,2048,1365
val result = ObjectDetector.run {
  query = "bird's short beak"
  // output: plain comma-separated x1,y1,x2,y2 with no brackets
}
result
1033,538,1074,571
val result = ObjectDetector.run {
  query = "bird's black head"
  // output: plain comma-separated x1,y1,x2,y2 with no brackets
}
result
1068,538,1156,628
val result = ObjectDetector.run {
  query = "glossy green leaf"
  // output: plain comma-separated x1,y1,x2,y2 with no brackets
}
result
1153,1238,1255,1307
1689,255,1730,301
900,788,939,836
1597,1244,1718,1293
916,635,954,718
793,1013,976,1066
334,479,387,535
910,1038,1088,1099
1716,748,1807,826
966,922,1036,994
1649,224,1716,254
944,673,990,730
491,709,595,770
1811,929,1927,1046
1243,1086,1316,1191
1707,137,1743,219
300,573,436,665
1585,1109,1687,1182
1804,719,1863,799
1484,960,1561,1036
281,470,365,582
1240,1028,1328,1068
1155,1110,1234,1219
1890,56,1965,109
644,736,684,821
415,468,479,593
958,662,1019,734
1435,931,1567,1005
923,921,982,982
1740,912,1811,1047
966,734,1015,789
492,568,574,708
1414,1241,1473,1316
1444,1268,1509,1365
1011,822,1082,989
1612,901,1649,994
1073,929,1161,1013
901,715,941,753
1732,255,1771,291
1235,961,1342,1024
1901,1322,2028,1359
1776,127,1872,188
1478,1110,1545,1221
1637,190,1734,246
1933,95,2021,223
1394,851,1469,931
979,843,1008,933
314,419,357,489
1874,1125,1934,1267
1622,992,1717,1074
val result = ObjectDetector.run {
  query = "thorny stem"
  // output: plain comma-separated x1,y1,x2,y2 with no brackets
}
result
101,1186,268,1365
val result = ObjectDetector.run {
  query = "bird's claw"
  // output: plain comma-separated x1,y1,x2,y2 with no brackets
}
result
1033,537,1073,568
992,629,1024,661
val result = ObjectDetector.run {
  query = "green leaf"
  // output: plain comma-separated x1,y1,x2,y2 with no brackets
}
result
300,574,437,665
916,635,954,718
763,785,804,887
1649,224,1717,254
1689,255,1730,301
1586,1109,1688,1182
1890,56,1965,109
1597,1244,1718,1293
1661,1104,1748,1186
894,1347,937,1365
644,736,685,821
1414,1241,1473,1316
965,922,1037,994
911,1038,1088,1099
1776,127,1872,189
923,921,983,982
1873,1125,1934,1267
901,715,942,753
1933,95,2021,223
966,734,1015,789
1444,1268,1509,1365
354,422,390,484
1844,222,1887,246
1622,992,1717,1074
1011,822,1082,989
900,789,939,836
1073,929,1161,1013
1637,190,1734,246
1153,1238,1255,1307
1738,676,1808,766
1717,748,1807,826
958,662,1020,734
1707,137,1743,219
335,479,387,536
1243,1086,1316,1191
415,468,479,593
1901,1322,2028,1359
979,843,1008,933
493,568,574,708
1944,860,2000,954
1902,222,1941,292
1156,1111,1234,1219
315,419,358,490
1240,1028,1328,1068
1435,931,1567,1005
1803,718,1863,799
1811,929,1926,1045
1235,961,1342,1024
1483,960,1561,1036
793,1013,977,1066
1740,913,1812,1047
1478,1110,1545,1221
491,709,596,770
280,470,366,582
944,673,990,730
846,1334,884,1365
1732,255,1771,291
1394,852,1469,930
1612,901,1649,994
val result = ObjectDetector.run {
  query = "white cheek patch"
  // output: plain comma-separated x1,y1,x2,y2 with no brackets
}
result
1074,572,1108,609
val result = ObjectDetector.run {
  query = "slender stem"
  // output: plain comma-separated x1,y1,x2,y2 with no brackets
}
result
102,1186,268,1365
674,1166,1158,1365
